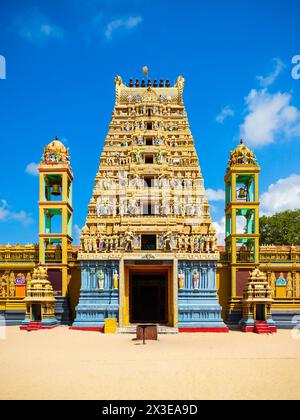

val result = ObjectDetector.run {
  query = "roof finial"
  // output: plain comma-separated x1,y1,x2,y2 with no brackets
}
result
240,139,244,144
142,66,149,80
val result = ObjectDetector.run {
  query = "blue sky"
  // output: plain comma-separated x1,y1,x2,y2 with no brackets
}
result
0,0,300,245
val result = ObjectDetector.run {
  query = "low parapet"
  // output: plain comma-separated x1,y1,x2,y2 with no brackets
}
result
114,75,185,105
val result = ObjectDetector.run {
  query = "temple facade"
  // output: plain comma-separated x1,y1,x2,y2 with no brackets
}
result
0,74,300,332
73,75,227,332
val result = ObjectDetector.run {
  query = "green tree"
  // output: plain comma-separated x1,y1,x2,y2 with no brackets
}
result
259,210,300,245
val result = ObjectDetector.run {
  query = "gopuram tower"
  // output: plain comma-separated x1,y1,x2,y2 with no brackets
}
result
73,75,228,332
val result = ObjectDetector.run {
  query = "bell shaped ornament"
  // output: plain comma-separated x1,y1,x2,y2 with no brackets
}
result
51,184,61,196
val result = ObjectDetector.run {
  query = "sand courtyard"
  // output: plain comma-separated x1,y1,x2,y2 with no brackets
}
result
0,327,300,400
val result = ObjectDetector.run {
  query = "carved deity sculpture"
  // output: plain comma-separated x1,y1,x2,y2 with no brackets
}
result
135,149,143,164
0,273,8,297
9,273,16,297
113,270,119,290
178,270,184,289
98,271,104,290
184,235,190,252
193,270,200,289
162,230,172,251
178,235,184,252
124,229,134,251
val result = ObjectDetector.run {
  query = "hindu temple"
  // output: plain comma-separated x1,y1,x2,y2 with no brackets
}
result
0,74,299,333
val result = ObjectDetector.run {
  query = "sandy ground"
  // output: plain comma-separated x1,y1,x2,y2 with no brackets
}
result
0,327,300,400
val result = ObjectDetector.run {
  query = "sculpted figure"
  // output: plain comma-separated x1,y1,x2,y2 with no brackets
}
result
110,238,114,252
104,238,109,252
135,149,143,164
178,270,184,289
98,271,104,290
190,237,194,254
124,229,134,251
193,270,200,289
83,236,89,252
162,230,172,251
184,235,190,252
92,237,98,253
9,274,15,297
194,236,200,253
113,270,119,290
178,235,184,251
114,236,119,251
98,235,104,252
0,273,8,297
205,236,210,252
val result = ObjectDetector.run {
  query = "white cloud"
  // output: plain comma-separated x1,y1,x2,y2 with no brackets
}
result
105,15,143,40
216,106,235,124
260,174,300,216
212,214,248,245
212,217,225,246
206,188,225,201
0,199,34,226
14,8,64,44
240,89,300,147
25,162,39,176
73,224,82,246
256,58,285,87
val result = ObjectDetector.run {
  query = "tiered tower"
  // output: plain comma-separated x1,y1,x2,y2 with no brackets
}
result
224,140,260,324
73,75,227,332
21,266,58,330
38,138,73,322
240,267,276,333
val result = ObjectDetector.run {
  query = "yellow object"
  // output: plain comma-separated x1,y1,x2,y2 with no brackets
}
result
276,285,286,299
142,66,149,77
104,318,117,334
15,285,26,298
225,140,261,323
38,136,74,297
23,266,58,325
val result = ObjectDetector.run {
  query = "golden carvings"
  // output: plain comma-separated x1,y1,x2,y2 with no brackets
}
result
41,137,70,165
80,75,218,259
228,139,258,167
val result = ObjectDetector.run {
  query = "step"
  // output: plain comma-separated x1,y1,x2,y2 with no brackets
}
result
118,325,179,334
254,326,273,334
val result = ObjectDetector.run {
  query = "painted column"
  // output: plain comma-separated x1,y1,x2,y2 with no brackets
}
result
178,260,228,332
72,260,120,330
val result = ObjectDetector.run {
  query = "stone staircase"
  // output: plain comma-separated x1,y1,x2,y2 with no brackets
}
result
20,321,42,332
254,321,274,335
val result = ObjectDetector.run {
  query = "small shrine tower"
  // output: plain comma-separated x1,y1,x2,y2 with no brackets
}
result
38,137,73,313
240,267,276,333
224,140,260,324
21,266,58,330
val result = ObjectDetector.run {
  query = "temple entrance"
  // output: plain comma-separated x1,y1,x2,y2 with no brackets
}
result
124,263,173,326
32,304,42,322
255,304,265,321
130,273,167,323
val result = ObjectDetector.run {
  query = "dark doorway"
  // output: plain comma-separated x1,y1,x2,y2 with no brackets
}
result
256,304,265,321
141,234,156,250
145,154,154,164
130,272,168,323
32,304,42,322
